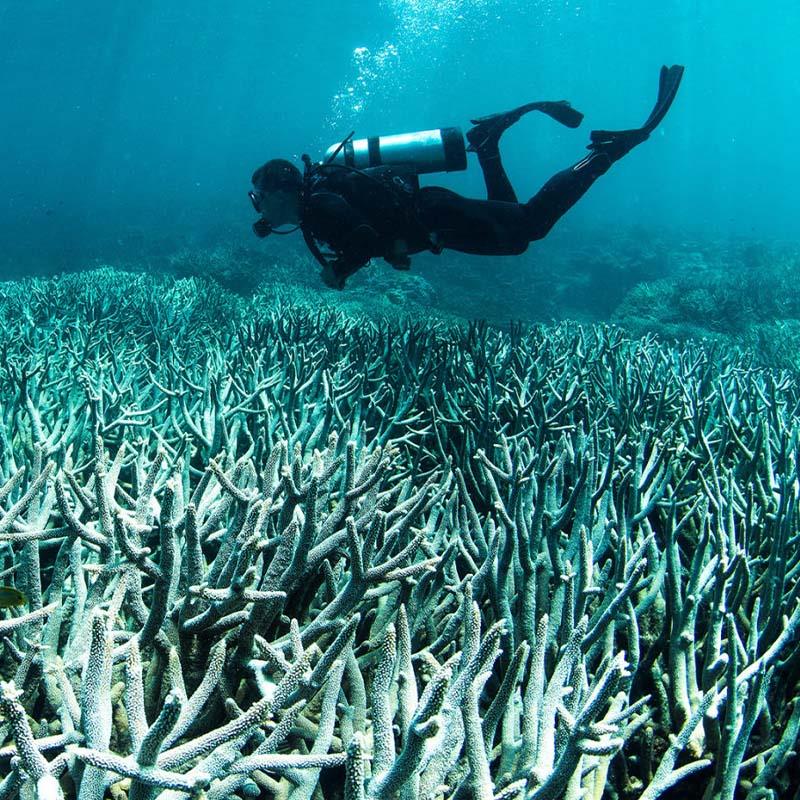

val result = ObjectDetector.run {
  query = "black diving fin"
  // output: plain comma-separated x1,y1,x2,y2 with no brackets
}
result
467,100,584,153
642,64,685,132
587,64,685,159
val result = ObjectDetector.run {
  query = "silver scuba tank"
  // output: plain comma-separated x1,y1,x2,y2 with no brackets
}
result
323,127,467,174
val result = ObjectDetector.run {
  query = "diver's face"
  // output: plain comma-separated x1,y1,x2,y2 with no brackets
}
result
250,189,300,227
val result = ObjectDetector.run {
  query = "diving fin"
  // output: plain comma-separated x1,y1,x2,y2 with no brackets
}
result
467,100,584,153
642,64,685,132
587,64,685,161
533,101,585,129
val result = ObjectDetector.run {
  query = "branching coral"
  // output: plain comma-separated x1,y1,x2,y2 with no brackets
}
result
0,269,797,799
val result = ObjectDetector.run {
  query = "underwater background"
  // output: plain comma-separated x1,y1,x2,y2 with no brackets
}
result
2,3,800,800
2,0,799,332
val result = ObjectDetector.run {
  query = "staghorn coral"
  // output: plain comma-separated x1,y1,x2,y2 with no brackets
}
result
612,243,800,361
0,268,797,799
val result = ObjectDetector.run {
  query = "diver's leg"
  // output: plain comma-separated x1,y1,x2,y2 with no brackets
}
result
525,65,684,240
473,150,518,203
466,100,584,203
418,187,531,256
523,153,613,239
418,67,684,254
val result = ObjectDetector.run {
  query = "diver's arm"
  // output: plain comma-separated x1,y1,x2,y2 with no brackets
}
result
305,192,380,273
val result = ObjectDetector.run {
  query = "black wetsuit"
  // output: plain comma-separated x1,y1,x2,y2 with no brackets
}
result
301,145,613,283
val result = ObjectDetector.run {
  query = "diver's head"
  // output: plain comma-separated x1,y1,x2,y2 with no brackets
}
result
249,159,302,234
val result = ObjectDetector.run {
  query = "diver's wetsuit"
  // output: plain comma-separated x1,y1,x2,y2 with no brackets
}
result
416,147,612,256
301,145,612,284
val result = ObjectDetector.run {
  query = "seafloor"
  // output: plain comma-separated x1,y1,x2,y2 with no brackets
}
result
0,241,799,800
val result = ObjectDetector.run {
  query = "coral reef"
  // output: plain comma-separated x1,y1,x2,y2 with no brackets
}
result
612,239,800,367
0,268,798,799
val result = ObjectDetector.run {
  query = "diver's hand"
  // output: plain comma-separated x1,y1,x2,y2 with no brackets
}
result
321,258,365,290
320,263,346,290
385,239,411,270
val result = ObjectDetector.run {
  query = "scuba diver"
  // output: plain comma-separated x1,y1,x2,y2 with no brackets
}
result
249,65,684,289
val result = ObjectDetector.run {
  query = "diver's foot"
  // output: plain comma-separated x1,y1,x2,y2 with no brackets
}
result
585,128,651,163
466,100,584,153
587,64,684,162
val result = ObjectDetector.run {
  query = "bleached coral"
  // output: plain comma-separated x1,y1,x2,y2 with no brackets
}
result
0,269,797,799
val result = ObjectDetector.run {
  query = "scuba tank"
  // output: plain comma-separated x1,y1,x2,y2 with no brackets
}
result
323,127,467,175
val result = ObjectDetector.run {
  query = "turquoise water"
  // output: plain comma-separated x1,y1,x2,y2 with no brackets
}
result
0,0,797,275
